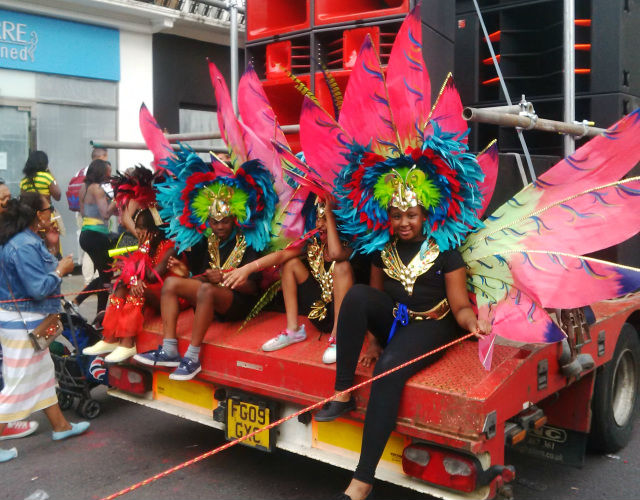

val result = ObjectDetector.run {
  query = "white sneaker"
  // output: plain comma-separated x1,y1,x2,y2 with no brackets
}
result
83,340,118,356
104,346,137,363
322,337,337,364
262,325,307,352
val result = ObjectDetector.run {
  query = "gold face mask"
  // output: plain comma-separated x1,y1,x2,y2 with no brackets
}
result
385,165,425,212
207,185,233,221
316,201,327,220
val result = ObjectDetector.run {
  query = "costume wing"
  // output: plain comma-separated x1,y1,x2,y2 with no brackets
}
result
139,103,174,172
475,141,498,219
299,96,352,188
208,61,249,168
462,110,640,367
338,35,400,157
424,75,468,144
385,5,431,151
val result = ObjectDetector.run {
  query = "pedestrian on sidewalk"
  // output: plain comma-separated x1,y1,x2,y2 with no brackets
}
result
0,193,89,463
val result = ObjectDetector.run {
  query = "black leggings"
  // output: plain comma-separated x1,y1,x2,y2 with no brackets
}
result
335,284,460,484
78,230,113,313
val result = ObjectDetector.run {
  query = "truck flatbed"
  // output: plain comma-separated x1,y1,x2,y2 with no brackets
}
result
108,294,640,499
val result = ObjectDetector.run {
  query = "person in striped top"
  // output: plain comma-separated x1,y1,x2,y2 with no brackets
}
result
19,151,63,256
19,151,61,202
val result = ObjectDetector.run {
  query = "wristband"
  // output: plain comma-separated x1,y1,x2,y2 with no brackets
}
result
55,269,62,278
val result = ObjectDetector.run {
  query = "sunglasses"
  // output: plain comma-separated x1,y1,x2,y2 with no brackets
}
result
39,206,53,213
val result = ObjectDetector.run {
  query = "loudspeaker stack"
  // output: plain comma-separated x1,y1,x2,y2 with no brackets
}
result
245,0,456,151
455,0,640,156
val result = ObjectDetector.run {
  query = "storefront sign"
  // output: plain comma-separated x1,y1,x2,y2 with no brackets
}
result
0,9,119,81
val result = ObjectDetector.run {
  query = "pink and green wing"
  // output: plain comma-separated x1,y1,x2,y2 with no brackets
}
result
424,75,468,144
338,35,400,156
507,251,640,309
299,96,352,187
139,103,174,171
481,293,566,344
535,109,640,200
208,61,248,168
470,273,566,346
475,140,499,218
385,4,431,151
238,63,289,150
468,178,640,258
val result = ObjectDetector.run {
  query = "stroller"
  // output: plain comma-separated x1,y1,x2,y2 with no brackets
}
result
50,300,109,419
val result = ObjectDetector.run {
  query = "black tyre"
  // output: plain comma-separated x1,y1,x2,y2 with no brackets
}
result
57,390,74,410
77,398,101,419
589,323,640,452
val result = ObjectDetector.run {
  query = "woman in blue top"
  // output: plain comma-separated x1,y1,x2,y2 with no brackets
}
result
0,193,89,463
75,159,117,316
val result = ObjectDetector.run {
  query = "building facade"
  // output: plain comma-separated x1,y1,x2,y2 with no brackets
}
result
0,0,243,258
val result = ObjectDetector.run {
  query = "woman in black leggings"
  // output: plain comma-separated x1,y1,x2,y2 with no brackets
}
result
75,159,117,315
315,205,490,500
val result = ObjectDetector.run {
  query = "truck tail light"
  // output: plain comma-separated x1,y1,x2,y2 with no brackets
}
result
404,447,430,466
443,457,473,476
402,444,478,493
108,365,150,395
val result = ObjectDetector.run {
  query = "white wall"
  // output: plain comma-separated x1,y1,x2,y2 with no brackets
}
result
117,30,154,171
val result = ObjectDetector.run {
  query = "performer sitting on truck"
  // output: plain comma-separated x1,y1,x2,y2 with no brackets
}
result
223,199,353,363
83,208,182,363
133,149,277,381
292,10,493,498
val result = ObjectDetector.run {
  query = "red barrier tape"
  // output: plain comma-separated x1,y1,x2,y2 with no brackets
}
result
100,331,476,500
0,288,110,304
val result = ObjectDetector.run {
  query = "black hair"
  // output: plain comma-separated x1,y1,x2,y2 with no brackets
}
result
134,209,157,232
85,159,110,186
134,209,164,251
0,192,46,245
23,151,49,178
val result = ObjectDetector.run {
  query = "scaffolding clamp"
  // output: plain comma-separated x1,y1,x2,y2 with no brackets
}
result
517,95,537,131
573,119,594,140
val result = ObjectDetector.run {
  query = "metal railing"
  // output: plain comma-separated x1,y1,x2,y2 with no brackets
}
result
134,0,246,26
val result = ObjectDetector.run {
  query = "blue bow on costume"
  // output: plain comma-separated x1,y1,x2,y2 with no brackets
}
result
388,303,409,344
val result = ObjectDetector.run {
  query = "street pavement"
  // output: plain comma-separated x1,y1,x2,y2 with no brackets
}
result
2,274,640,499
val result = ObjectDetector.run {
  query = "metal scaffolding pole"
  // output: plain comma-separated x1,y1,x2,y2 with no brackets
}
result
463,107,605,138
91,125,300,150
229,0,239,113
563,0,576,155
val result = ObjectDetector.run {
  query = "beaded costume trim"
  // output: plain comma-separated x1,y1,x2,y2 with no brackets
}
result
380,239,440,295
208,233,247,271
306,241,335,321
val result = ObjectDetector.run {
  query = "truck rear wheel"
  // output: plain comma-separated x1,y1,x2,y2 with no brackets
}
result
589,323,640,452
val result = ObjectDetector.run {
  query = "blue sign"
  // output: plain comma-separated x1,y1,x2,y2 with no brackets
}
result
0,9,119,81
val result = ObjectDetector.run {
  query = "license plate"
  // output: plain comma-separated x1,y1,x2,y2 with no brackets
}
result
226,397,272,451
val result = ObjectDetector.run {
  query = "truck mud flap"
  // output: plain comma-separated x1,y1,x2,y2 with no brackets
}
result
506,424,588,467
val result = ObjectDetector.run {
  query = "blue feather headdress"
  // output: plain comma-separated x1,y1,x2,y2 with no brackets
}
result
155,146,277,253
333,123,485,254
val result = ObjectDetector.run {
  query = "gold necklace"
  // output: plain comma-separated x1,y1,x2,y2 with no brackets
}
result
380,239,440,295
306,241,335,321
208,233,247,271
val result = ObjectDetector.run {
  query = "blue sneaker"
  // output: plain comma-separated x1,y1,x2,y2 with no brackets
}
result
0,447,17,463
52,421,90,441
169,358,201,381
133,346,180,367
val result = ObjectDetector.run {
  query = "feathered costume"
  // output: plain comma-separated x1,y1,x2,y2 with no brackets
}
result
236,62,319,248
293,5,640,368
139,70,279,259
102,168,174,341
